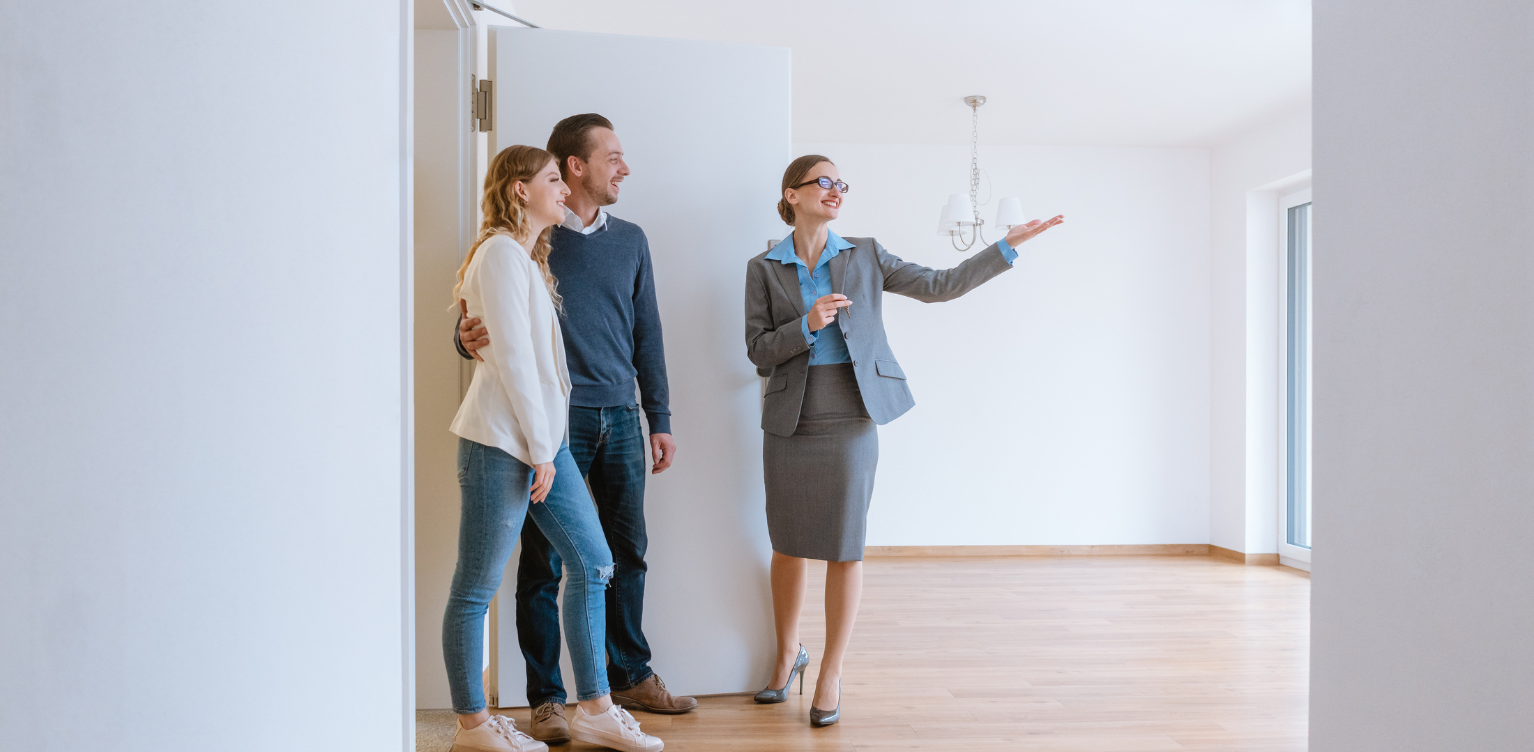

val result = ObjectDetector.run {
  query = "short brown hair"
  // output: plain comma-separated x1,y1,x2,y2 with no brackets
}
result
778,154,833,225
547,113,615,180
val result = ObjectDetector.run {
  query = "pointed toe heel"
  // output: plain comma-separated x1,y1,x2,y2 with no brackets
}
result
753,644,809,704
751,686,783,703
809,682,841,727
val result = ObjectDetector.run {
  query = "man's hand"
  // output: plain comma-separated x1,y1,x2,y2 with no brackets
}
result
650,433,676,474
458,299,489,361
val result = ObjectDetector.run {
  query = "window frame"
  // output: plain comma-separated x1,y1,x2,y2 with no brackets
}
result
1277,187,1313,569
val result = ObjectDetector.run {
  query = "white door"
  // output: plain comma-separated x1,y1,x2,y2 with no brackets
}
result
488,26,791,702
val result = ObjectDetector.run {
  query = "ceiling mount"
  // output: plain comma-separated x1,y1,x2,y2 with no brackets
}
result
963,95,987,109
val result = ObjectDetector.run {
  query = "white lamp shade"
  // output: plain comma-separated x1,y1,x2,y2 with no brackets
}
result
936,197,969,234
946,193,977,226
936,205,958,235
996,197,1027,228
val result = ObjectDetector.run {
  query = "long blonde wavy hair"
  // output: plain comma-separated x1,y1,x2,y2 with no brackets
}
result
453,145,562,310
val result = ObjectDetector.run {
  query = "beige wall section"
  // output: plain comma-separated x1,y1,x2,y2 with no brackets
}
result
1208,107,1311,555
414,24,472,711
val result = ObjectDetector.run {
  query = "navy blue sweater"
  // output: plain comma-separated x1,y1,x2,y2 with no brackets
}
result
457,216,672,434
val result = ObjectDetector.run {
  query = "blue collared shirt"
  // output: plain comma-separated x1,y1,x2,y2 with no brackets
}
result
766,231,1020,366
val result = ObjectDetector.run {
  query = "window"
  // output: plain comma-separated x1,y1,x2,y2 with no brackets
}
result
1279,188,1312,566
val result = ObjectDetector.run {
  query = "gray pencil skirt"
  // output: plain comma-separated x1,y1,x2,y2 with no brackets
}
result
763,363,879,562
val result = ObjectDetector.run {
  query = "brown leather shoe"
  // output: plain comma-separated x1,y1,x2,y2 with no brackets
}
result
610,674,698,715
528,701,570,745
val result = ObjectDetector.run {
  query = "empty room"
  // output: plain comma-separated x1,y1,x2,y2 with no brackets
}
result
3,2,1530,752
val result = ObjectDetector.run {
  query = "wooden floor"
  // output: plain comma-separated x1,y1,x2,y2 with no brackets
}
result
419,555,1310,752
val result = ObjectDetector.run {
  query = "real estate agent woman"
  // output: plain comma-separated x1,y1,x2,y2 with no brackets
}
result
743,154,1063,727
444,144,663,752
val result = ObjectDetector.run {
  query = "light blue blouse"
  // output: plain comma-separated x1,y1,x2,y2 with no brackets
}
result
766,231,1019,365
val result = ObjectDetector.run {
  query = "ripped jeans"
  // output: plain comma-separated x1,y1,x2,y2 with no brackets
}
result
443,438,615,713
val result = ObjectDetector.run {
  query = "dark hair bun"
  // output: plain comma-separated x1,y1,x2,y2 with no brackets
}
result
777,198,795,225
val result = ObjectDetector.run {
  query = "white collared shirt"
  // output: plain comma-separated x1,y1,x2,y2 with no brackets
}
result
561,207,608,235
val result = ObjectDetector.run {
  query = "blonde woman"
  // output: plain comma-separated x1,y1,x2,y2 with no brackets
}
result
445,145,664,752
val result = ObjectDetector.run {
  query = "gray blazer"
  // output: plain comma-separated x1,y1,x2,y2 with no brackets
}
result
744,237,1014,437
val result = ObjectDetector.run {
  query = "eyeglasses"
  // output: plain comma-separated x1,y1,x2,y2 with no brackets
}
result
791,177,850,194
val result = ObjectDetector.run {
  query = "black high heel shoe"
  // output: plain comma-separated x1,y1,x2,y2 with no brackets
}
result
809,679,841,727
753,644,808,703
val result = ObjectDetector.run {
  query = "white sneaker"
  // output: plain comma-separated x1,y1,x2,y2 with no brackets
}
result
452,714,549,752
568,704,664,752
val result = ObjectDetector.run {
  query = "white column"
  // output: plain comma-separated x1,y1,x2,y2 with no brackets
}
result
0,2,411,749
1312,1,1534,748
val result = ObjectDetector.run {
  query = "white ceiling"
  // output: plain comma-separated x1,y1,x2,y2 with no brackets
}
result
501,0,1310,147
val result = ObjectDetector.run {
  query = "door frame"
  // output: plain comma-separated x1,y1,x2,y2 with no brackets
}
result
405,0,486,735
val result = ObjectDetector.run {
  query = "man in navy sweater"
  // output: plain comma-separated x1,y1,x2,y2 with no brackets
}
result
456,114,692,742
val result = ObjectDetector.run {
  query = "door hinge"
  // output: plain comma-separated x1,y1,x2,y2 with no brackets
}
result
472,76,494,133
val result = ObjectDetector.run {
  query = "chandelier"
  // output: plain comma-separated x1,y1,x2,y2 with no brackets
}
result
937,95,1028,251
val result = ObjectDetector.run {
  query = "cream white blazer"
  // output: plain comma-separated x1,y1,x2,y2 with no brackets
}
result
449,234,571,466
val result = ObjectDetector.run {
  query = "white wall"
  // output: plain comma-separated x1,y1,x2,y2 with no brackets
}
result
0,2,410,750
1208,108,1311,554
795,143,1211,546
1312,1,1534,749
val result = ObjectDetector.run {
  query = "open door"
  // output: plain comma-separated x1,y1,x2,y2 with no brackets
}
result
487,27,791,702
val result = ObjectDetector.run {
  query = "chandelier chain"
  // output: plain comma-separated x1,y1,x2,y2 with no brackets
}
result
949,95,990,252
969,103,981,224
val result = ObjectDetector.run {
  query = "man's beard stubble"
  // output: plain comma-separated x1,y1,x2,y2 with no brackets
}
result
585,178,618,208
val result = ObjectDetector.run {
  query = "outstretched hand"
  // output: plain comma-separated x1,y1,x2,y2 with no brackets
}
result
1004,215,1065,247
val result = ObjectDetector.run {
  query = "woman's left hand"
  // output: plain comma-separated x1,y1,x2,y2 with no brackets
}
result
1004,215,1065,247
529,462,555,503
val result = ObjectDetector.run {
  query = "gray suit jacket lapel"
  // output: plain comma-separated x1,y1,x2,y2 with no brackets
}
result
770,260,806,317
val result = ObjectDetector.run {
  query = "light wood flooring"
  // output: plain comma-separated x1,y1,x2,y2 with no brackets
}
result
418,555,1310,751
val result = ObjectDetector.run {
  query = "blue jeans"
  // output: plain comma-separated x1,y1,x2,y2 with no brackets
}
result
515,403,653,707
443,438,614,714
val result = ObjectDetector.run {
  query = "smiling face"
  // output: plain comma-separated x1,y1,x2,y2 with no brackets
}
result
513,158,571,228
784,161,843,226
573,127,628,207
